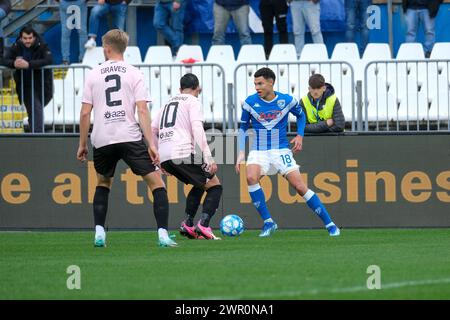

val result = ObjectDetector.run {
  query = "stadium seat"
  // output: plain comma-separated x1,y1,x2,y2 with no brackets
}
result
364,60,398,124
295,44,330,115
237,44,266,63
267,44,298,96
396,43,425,60
395,43,427,122
124,46,142,65
191,65,227,129
140,46,178,120
331,42,360,61
174,46,206,120
40,64,91,130
268,44,297,62
206,45,236,84
82,47,105,67
429,43,450,123
299,43,328,62
423,45,450,123
362,44,395,124
362,43,392,61
298,44,329,80
234,45,267,127
175,45,204,63
143,46,173,64
329,43,361,123
430,42,450,59
361,43,392,87
203,45,236,127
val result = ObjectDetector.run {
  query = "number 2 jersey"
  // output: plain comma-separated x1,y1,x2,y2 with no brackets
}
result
82,60,150,149
151,93,212,163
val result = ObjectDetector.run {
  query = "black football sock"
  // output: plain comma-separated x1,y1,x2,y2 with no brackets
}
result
152,187,169,230
200,185,223,227
185,186,204,227
93,186,110,227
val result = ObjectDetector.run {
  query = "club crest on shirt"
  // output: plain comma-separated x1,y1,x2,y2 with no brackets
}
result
277,100,286,109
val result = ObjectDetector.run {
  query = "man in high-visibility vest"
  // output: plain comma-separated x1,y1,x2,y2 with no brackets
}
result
299,73,345,133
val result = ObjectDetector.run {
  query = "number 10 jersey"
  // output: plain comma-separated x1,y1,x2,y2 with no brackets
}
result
151,93,207,163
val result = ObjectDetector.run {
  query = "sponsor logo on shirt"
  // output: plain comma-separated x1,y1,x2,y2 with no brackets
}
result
258,110,282,121
159,130,174,140
104,110,125,119
104,110,126,123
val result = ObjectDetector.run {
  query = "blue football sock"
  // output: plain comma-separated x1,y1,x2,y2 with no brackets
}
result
248,184,272,221
304,190,332,226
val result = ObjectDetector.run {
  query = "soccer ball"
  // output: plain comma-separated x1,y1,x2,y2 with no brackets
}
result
220,214,244,237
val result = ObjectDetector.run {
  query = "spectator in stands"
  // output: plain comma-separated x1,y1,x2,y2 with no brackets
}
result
403,0,443,58
290,0,324,58
345,0,370,57
212,0,252,47
0,26,53,133
153,0,187,57
85,0,131,49
260,0,289,59
0,0,12,58
299,74,345,133
56,0,88,64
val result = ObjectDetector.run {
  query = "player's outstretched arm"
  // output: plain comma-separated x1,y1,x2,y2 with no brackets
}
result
290,135,303,153
235,150,246,174
236,108,250,174
137,100,160,165
192,119,217,174
290,101,306,153
77,103,92,162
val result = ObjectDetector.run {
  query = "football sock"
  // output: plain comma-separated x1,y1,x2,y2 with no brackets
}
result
304,189,332,226
199,213,211,227
185,186,204,227
152,187,169,230
264,218,274,224
158,228,169,240
93,186,110,227
200,185,223,227
95,225,105,238
248,184,271,221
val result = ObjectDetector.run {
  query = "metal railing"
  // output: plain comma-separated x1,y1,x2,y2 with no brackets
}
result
0,64,92,133
1,62,228,133
232,61,356,132
43,64,92,133
3,58,450,134
135,62,227,132
364,59,450,131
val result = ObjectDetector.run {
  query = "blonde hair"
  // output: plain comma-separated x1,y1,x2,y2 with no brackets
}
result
102,29,129,54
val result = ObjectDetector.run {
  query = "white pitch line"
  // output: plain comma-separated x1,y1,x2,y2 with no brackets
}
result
189,278,450,300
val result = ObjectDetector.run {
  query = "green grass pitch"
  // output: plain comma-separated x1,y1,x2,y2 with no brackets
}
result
1,229,449,299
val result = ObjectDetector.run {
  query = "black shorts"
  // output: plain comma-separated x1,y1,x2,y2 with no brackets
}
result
93,140,157,178
161,154,215,189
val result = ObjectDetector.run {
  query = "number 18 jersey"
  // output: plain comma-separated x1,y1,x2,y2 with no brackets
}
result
82,60,150,149
151,94,205,163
